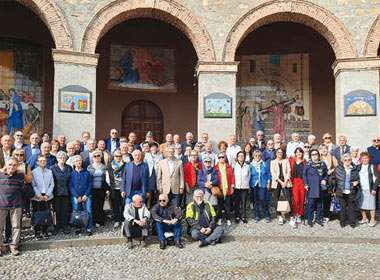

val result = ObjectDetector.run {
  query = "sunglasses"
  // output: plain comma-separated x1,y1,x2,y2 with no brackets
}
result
114,155,122,157
373,139,380,142
324,137,332,139
15,154,24,156
344,159,352,162
159,200,167,202
218,156,225,159
15,135,23,137
304,146,311,148
93,155,101,158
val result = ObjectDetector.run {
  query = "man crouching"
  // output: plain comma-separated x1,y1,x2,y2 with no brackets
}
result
123,194,150,249
186,189,224,247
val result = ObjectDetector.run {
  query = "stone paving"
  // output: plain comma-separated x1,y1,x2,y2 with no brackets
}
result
1,217,380,279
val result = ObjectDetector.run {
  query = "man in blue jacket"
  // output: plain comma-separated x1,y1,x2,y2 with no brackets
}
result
121,150,149,204
197,156,219,206
105,128,120,154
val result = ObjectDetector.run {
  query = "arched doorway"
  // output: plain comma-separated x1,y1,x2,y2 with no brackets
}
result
0,1,55,136
122,100,164,143
235,22,336,141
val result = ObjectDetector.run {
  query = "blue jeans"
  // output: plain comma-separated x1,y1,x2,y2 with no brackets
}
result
253,187,270,219
155,221,182,241
71,196,93,231
125,190,144,204
307,197,322,223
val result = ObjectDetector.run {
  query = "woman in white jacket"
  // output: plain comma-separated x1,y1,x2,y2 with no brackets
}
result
233,151,251,223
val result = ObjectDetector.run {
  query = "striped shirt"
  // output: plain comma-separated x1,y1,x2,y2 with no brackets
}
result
0,172,25,209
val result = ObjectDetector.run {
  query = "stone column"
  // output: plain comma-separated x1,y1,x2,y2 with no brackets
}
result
196,62,239,143
52,50,99,141
333,58,380,149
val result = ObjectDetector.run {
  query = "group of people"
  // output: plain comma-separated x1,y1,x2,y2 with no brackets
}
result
0,128,379,256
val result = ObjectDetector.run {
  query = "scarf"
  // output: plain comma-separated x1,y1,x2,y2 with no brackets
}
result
111,160,124,179
311,160,324,177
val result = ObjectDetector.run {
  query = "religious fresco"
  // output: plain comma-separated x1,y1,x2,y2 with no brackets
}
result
0,39,42,137
237,54,310,141
109,45,176,92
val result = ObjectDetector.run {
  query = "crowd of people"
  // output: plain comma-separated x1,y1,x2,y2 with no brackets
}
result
0,128,380,256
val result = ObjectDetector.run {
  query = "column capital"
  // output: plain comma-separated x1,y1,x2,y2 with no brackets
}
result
52,49,99,67
332,57,380,77
196,61,239,76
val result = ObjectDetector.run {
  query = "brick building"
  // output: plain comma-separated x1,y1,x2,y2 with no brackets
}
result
1,0,380,148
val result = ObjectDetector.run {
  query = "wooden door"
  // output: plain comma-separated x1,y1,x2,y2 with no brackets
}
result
122,100,163,143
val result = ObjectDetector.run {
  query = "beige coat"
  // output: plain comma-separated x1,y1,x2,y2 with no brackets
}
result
270,159,291,189
156,158,184,194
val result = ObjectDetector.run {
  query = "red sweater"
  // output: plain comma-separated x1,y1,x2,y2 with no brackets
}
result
214,163,235,196
184,162,202,189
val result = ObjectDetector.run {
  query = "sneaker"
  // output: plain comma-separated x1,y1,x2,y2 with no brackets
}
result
316,220,324,227
95,223,100,228
198,240,208,247
113,222,120,229
296,216,302,224
86,230,93,236
175,240,184,249
226,220,232,226
159,240,166,250
142,238,148,248
265,217,271,223
358,219,369,224
278,216,284,225
323,217,330,223
235,218,240,224
217,219,222,226
289,218,297,229
369,221,377,227
255,218,260,223
242,218,248,224
10,246,20,256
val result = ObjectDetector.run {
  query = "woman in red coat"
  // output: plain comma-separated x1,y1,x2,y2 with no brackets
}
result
214,152,235,226
183,150,202,204
289,147,306,226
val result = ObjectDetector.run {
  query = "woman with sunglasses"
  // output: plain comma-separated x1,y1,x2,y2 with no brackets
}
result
12,149,32,218
322,133,335,153
270,148,291,225
289,147,306,226
87,150,110,228
214,152,235,226
334,153,359,228
303,149,328,227
108,149,125,228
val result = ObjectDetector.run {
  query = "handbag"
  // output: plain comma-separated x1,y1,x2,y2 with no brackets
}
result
277,189,291,213
103,195,111,211
211,186,223,198
70,204,89,228
32,201,53,226
330,196,341,214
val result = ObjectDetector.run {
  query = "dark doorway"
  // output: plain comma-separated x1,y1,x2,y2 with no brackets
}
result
122,100,163,143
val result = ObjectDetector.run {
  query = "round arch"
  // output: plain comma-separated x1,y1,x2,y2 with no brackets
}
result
81,0,215,62
363,14,380,56
223,0,357,61
16,0,72,49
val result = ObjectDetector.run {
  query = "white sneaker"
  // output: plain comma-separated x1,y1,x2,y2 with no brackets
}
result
217,219,222,226
226,220,232,226
278,216,284,225
113,222,120,229
289,218,297,229
323,217,330,223
296,216,302,224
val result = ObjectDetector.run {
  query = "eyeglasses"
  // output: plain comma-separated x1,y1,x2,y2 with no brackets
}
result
159,200,167,202
311,153,319,156
218,156,225,159
324,137,332,139
15,135,23,137
15,154,24,156
93,155,101,158
343,159,352,162
114,155,122,157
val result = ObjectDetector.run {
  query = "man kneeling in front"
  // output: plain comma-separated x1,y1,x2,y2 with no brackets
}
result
123,194,150,249
186,189,224,247
151,193,183,249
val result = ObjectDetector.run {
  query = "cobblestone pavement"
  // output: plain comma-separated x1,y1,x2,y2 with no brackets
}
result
1,217,380,280
1,237,380,280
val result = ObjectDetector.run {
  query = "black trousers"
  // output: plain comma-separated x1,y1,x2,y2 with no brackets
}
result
322,190,332,219
217,195,232,220
111,189,124,223
234,189,249,219
54,196,70,230
92,188,106,225
338,193,356,226
32,200,51,234
5,213,11,241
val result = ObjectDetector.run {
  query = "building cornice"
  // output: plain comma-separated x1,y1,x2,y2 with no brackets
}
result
332,57,380,77
52,49,99,67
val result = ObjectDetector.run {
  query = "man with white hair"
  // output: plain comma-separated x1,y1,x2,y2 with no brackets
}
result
226,134,241,167
121,150,149,204
105,128,120,154
28,142,57,169
181,132,196,152
307,134,318,150
286,132,304,158
186,189,224,247
123,194,150,249
331,135,351,163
